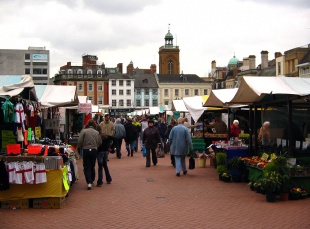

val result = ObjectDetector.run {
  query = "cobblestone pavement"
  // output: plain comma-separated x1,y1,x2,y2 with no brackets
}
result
0,146,310,229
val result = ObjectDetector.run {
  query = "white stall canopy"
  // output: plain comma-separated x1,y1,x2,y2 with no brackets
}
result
39,85,78,107
172,99,188,112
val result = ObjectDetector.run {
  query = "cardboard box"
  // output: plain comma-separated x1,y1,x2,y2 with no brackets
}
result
32,197,66,209
1,199,29,209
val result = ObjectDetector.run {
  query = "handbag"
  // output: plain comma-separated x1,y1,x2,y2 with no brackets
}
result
189,157,195,170
156,145,165,158
142,146,146,157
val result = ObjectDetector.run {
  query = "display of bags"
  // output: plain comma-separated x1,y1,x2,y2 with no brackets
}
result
189,157,195,170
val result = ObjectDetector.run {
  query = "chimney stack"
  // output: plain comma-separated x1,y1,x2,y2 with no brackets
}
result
211,60,216,70
274,52,282,59
261,50,269,69
249,55,256,69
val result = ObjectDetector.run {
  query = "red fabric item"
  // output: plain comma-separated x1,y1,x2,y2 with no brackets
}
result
84,113,91,126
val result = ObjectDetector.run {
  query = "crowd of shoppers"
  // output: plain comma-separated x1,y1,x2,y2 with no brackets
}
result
78,114,197,189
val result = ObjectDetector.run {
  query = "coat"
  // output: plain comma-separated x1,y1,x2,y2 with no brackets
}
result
124,122,138,142
142,126,161,150
169,124,193,156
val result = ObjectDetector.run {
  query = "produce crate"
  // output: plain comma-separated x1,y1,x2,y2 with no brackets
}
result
1,199,29,209
32,197,66,209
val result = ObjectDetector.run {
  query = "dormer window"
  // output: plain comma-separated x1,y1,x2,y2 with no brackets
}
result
87,69,92,78
77,69,83,78
97,70,102,78
68,69,73,78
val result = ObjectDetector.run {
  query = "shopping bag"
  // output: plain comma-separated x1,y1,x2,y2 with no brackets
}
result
156,145,165,158
142,146,146,157
189,157,195,170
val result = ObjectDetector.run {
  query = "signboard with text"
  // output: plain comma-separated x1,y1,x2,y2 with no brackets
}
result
78,103,92,113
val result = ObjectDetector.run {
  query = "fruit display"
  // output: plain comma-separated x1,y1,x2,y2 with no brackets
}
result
204,133,228,138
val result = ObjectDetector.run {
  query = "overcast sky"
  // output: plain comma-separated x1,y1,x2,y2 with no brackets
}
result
0,0,309,77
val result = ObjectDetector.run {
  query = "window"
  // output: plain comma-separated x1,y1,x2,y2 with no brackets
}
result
278,62,281,75
112,100,117,106
88,83,93,91
127,99,131,106
126,89,131,95
88,96,93,103
119,80,123,86
24,62,30,65
33,62,48,66
78,83,83,91
145,99,149,106
77,69,83,78
152,89,158,95
25,54,30,60
119,90,123,95
68,69,73,78
145,89,149,95
194,89,198,96
68,83,73,86
136,89,141,95
168,60,174,74
204,89,208,95
175,89,179,97
98,96,103,105
164,89,168,96
25,68,30,74
119,100,124,107
98,84,103,91
185,89,189,96
126,80,131,86
112,89,116,95
97,70,102,77
153,99,158,106
87,69,92,78
136,100,141,106
112,80,116,86
164,100,169,105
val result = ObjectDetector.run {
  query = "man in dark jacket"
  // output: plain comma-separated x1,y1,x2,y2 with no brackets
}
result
124,118,138,157
157,118,167,150
143,120,161,167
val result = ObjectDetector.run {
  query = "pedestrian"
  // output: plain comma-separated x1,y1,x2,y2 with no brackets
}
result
124,117,138,157
169,117,193,176
78,119,102,190
99,114,115,159
95,125,112,187
132,117,142,152
140,115,148,151
258,121,271,146
113,118,126,159
143,119,161,167
157,117,167,151
164,118,178,167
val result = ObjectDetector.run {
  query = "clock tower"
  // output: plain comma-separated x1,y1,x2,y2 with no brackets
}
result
158,27,180,74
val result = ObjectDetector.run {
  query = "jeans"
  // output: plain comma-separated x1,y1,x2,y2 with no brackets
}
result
146,148,157,167
126,141,135,151
174,155,187,173
114,138,123,158
97,151,112,185
83,149,97,184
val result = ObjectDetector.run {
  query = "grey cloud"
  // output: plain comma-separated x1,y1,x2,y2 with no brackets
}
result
83,0,162,14
238,0,310,8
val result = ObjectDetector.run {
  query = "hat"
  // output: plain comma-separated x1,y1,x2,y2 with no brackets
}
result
104,113,110,117
148,120,154,124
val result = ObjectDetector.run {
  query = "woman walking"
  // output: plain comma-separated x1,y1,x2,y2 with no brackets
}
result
143,119,161,167
96,125,112,187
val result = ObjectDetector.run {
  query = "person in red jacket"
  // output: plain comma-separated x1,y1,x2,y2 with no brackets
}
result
230,120,240,138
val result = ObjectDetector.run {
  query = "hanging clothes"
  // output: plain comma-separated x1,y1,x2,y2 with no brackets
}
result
14,103,26,131
2,99,15,123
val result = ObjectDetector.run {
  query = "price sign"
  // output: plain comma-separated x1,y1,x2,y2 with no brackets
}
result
261,153,269,161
